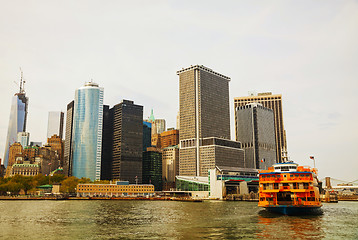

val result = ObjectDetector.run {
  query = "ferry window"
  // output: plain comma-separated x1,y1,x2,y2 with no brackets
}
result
290,175,293,177
284,175,287,178
274,183,279,189
295,174,299,177
300,174,304,177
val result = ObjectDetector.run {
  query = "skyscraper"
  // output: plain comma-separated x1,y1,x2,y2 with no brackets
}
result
236,103,276,169
17,132,30,148
234,92,287,163
178,65,231,141
109,100,143,183
47,111,64,139
143,121,152,151
71,82,104,181
3,71,28,168
142,148,162,191
178,65,244,176
162,145,179,190
100,105,112,180
63,101,74,176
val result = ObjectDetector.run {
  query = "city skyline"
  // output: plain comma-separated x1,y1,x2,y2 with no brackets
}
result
0,1,357,181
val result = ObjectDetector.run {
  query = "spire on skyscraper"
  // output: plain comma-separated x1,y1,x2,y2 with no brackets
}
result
149,109,155,123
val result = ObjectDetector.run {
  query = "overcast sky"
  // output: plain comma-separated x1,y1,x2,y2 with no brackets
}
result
0,0,357,183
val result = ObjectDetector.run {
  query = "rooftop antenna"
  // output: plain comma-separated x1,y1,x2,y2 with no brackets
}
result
19,67,25,93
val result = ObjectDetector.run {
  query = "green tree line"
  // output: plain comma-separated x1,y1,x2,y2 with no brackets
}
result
0,174,94,195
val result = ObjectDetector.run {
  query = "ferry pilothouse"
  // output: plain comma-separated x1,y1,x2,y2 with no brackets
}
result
258,162,322,215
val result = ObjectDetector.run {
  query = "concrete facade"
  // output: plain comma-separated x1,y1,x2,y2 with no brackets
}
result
178,65,238,176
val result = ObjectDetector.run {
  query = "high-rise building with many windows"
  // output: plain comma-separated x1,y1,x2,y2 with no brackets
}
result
3,71,28,168
110,100,143,183
177,65,244,176
162,145,179,190
63,101,74,176
17,132,30,148
234,92,287,163
47,111,64,139
71,82,104,181
236,103,276,169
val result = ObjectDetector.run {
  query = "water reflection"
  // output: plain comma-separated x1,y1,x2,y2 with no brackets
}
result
1,201,358,239
256,209,324,239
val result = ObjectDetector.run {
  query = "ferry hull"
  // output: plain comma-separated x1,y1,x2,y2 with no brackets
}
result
265,206,322,215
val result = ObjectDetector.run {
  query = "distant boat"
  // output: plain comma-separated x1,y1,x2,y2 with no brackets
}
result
258,162,322,215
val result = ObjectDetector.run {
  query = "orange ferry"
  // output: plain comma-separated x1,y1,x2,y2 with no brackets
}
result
258,162,322,215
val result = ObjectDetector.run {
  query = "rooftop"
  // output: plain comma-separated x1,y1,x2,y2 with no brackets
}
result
176,65,230,80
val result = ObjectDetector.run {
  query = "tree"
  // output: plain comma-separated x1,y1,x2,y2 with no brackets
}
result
60,176,79,193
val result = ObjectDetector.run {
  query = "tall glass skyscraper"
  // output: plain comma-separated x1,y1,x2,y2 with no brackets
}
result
47,111,64,139
71,82,104,181
3,73,28,168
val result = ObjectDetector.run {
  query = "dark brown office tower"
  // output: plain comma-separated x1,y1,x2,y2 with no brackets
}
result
111,100,143,183
63,100,74,176
234,93,287,163
178,65,244,176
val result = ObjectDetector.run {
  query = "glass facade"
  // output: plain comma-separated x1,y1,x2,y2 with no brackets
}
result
3,93,28,167
71,82,104,181
17,132,30,148
176,178,209,191
47,111,64,139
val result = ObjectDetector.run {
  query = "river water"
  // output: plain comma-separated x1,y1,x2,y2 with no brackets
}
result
0,200,357,239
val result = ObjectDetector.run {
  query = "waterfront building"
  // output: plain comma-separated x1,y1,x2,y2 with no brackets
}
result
71,82,104,181
236,103,276,169
8,142,23,167
234,92,287,163
108,100,143,183
47,111,64,139
175,166,259,200
143,121,152,151
177,65,243,176
162,145,179,190
142,147,162,191
3,71,28,168
17,132,30,148
175,176,210,198
63,100,74,176
160,129,179,149
77,181,155,197
208,166,259,200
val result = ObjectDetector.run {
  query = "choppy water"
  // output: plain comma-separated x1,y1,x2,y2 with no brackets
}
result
0,200,357,239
